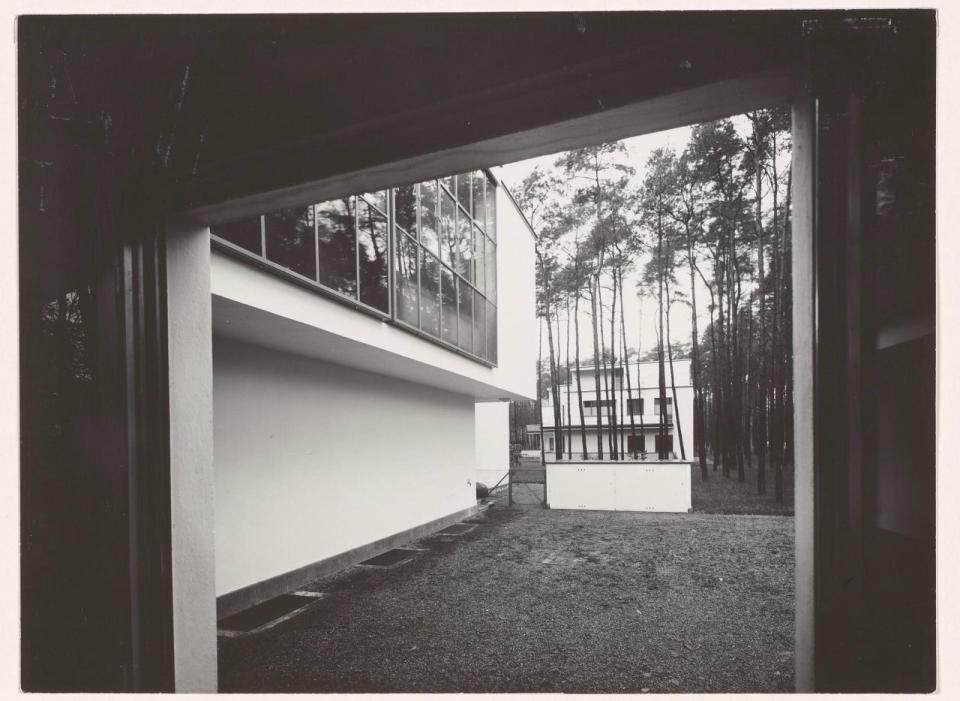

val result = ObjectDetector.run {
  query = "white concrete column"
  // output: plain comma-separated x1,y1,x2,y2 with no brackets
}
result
166,216,217,692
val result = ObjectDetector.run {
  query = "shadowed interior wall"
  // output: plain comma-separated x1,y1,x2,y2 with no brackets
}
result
212,336,477,596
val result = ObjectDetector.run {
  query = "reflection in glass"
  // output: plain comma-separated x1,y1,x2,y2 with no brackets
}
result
471,171,486,226
265,206,316,279
485,238,497,301
395,184,417,235
473,226,485,290
458,279,473,352
39,290,93,385
456,208,473,283
209,170,497,363
396,232,419,327
419,180,438,255
473,289,485,358
316,198,357,297
486,301,497,363
484,181,497,241
456,172,471,211
440,190,457,268
365,190,388,214
420,249,441,337
357,199,389,312
440,265,458,346
212,217,262,255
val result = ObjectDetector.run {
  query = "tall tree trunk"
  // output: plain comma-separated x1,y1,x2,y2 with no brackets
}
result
574,291,588,459
656,222,669,460
712,254,726,475
597,277,614,459
554,309,565,458
664,275,686,459
565,294,572,460
687,239,708,481
774,161,793,504
538,320,546,466
731,273,747,482
756,147,769,495
608,266,620,459
743,290,754,472
589,278,604,459
616,267,628,456
637,296,647,457
618,267,638,457
545,298,563,461
699,268,722,472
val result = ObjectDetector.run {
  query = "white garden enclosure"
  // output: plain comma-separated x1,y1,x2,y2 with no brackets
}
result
546,461,692,512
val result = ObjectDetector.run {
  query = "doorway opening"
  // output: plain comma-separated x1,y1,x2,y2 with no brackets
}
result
500,105,798,692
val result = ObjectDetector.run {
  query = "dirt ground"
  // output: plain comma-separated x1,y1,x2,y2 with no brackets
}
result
219,506,794,693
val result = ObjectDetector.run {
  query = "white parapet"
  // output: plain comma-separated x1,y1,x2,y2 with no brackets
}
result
546,461,692,513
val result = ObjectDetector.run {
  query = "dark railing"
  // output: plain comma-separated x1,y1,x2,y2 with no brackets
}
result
542,452,682,463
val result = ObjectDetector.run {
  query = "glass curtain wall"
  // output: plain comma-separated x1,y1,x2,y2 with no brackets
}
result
211,170,498,364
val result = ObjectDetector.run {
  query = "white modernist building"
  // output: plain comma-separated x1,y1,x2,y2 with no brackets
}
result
536,359,695,460
204,170,536,621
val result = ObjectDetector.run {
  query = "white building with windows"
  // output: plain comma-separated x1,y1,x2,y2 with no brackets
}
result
535,359,695,460
207,170,536,619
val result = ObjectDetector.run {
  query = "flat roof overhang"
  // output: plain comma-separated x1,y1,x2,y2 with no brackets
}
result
211,252,533,403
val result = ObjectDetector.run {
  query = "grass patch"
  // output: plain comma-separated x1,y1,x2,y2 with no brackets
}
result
691,459,794,516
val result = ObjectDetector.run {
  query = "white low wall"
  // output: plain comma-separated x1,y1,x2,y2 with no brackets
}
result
546,461,692,512
213,336,477,597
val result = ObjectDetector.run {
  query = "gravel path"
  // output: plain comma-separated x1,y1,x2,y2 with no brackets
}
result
219,506,794,693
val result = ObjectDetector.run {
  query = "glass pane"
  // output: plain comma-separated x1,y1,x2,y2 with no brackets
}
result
456,172,471,211
439,189,457,268
419,180,439,254
395,232,419,327
364,190,388,214
471,170,486,225
440,264,458,346
473,289,485,358
458,278,473,352
456,207,472,283
211,216,262,255
395,184,417,235
419,249,441,337
484,178,497,241
486,301,497,363
316,197,357,297
473,225,485,290
264,206,316,279
357,199,389,312
485,238,497,301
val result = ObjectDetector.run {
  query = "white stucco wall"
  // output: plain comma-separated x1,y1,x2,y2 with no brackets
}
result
474,401,509,487
213,335,477,596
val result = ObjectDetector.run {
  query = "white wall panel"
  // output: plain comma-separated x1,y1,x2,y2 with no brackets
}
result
213,336,477,596
547,464,616,510
614,464,692,512
547,461,692,513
